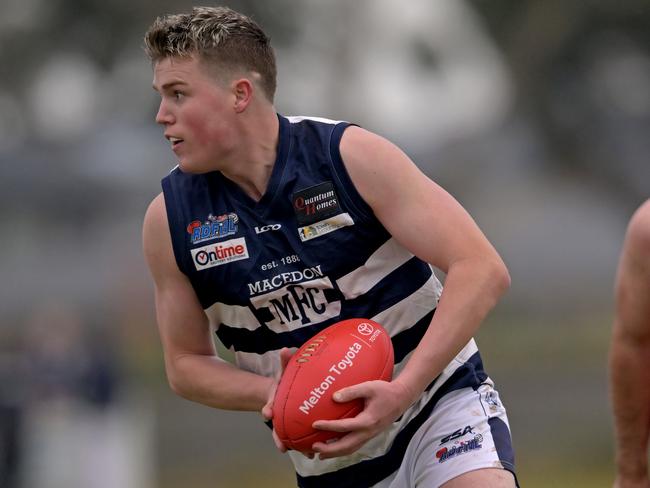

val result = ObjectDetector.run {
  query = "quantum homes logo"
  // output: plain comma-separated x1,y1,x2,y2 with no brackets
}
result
187,213,239,244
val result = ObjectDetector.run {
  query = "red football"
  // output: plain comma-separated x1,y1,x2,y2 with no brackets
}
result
272,318,394,452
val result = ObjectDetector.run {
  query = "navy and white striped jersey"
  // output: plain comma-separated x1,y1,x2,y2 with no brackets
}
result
161,114,488,487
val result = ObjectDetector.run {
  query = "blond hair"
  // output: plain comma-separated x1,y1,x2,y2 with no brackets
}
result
144,6,276,101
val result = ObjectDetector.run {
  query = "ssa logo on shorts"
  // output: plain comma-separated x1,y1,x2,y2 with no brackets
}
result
191,237,249,271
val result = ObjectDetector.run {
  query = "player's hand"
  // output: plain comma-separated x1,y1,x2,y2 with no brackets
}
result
310,379,416,459
261,347,294,422
262,348,316,457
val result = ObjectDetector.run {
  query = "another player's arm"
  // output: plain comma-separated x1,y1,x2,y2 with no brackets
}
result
143,193,274,411
610,200,650,487
313,126,510,458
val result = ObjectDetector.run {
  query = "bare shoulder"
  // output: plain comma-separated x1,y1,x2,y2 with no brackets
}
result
341,126,412,173
142,192,176,281
338,125,502,273
143,192,166,231
143,193,168,252
627,199,650,256
339,125,425,209
339,125,409,170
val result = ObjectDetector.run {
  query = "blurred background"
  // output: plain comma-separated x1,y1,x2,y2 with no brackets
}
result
1,0,648,486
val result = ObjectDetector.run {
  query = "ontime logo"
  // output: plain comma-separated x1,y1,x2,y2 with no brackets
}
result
191,237,249,271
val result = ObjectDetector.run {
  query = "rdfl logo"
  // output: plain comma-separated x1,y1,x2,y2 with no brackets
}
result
255,224,282,234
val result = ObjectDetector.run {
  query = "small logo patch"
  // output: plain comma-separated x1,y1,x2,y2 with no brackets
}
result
298,213,354,242
191,237,249,271
436,435,483,463
292,182,341,226
484,391,501,412
187,213,239,244
440,425,475,445
255,224,282,234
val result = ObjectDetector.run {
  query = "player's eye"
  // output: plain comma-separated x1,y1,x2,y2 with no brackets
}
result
173,90,184,100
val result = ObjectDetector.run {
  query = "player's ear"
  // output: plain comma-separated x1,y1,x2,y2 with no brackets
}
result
233,78,253,113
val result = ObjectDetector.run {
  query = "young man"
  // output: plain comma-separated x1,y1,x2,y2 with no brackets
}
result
142,6,518,487
610,200,650,488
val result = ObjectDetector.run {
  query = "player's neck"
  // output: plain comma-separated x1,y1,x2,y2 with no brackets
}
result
220,106,279,202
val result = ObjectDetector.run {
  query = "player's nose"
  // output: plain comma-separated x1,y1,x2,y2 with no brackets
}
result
155,101,175,125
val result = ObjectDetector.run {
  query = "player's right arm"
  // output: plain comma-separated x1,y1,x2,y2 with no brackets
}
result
610,200,650,488
143,193,274,412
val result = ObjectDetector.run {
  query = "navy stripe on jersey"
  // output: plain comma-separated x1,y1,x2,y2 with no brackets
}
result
392,308,435,364
488,417,518,483
339,257,433,320
296,352,488,488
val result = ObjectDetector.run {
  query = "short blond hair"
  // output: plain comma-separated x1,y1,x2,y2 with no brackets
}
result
144,6,277,101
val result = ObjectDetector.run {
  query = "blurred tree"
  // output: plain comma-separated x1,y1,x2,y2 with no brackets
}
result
471,0,650,204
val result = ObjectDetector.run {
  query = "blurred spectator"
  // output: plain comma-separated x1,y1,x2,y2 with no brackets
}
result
0,349,27,488
15,303,154,488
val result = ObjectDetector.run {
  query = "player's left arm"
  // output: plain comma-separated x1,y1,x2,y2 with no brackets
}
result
313,125,510,459
610,200,650,488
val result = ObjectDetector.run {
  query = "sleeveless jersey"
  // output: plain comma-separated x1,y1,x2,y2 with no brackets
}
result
161,114,489,488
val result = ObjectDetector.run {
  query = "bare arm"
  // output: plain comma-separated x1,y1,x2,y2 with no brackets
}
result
143,193,274,411
610,200,650,487
313,126,510,457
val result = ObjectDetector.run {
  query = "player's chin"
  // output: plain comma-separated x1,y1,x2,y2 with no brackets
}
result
177,157,212,175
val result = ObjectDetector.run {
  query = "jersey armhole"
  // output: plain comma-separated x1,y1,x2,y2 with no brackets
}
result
161,175,191,277
328,123,376,223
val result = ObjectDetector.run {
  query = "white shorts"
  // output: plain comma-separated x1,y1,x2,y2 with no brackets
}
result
373,381,518,488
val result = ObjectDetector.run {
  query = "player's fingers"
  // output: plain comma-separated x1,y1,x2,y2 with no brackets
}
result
312,417,360,432
261,401,273,420
312,433,367,459
279,347,294,371
261,377,279,420
332,381,376,403
271,428,287,453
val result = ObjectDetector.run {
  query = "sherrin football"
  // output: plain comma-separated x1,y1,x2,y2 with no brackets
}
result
272,318,394,452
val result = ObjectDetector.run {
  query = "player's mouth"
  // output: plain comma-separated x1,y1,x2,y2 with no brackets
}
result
166,135,184,150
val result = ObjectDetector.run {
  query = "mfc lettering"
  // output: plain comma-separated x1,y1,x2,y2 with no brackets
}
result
269,285,327,326
249,276,341,332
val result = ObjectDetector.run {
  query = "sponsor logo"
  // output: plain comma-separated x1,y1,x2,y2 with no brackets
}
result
440,425,475,445
292,182,342,226
298,213,354,242
484,391,500,412
357,322,374,336
299,343,363,415
187,213,238,244
255,223,282,234
191,237,249,271
436,435,483,463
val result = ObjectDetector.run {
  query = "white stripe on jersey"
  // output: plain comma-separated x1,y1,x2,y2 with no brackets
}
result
370,273,443,336
234,349,281,378
336,238,416,299
204,302,261,331
287,115,345,125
